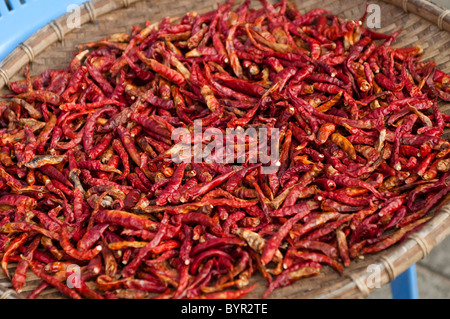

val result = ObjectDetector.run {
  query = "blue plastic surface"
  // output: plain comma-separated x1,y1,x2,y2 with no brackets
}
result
0,0,89,62
390,264,419,299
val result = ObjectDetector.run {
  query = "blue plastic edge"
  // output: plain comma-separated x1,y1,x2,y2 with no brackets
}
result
390,264,419,299
0,0,89,62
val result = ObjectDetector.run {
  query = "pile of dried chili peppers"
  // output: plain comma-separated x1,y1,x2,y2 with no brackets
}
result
1,0,450,299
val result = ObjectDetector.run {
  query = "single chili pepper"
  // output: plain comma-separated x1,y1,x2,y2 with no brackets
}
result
87,132,113,160
40,236,64,260
108,139,130,180
0,194,37,210
291,91,383,130
316,91,343,113
83,256,100,279
403,184,450,227
362,217,431,255
34,113,57,153
196,283,257,299
279,164,312,187
173,212,223,237
130,113,172,141
136,50,186,86
288,250,344,274
25,258,82,299
180,170,235,203
122,215,170,278
1,233,28,279
190,237,245,257
295,239,339,259
22,154,66,169
189,248,234,275
335,228,350,266
76,222,110,251
270,200,320,218
328,172,385,199
316,190,370,207
382,205,408,232
60,222,102,261
37,164,72,189
107,240,149,250
416,153,436,177
282,164,323,208
330,132,357,160
2,222,59,241
214,72,266,97
10,235,41,293
116,126,141,167
224,163,261,192
262,260,321,298
312,177,336,191
32,210,60,234
290,212,341,239
315,122,336,145
82,107,117,154
122,277,167,293
155,163,187,206
261,209,312,265
78,160,122,175
94,210,158,231
170,224,192,299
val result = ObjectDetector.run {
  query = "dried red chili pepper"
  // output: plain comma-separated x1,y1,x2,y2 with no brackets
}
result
122,212,170,278
1,233,28,279
287,250,344,274
11,235,41,293
362,217,431,254
261,209,311,265
25,258,82,299
263,261,321,298
155,163,187,206
180,170,235,203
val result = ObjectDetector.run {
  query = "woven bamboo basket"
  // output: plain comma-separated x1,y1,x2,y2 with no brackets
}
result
0,0,449,299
